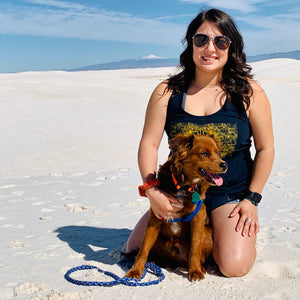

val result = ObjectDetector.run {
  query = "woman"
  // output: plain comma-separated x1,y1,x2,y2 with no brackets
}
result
126,8,274,277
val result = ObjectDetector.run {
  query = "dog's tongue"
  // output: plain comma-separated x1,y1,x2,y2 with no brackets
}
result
207,171,223,186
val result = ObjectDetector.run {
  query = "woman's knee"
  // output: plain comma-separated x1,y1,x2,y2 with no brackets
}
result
210,204,257,277
126,211,149,253
214,248,256,278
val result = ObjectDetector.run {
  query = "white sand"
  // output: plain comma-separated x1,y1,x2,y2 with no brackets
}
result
0,59,299,299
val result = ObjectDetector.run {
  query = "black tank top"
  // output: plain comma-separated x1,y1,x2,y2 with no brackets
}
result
164,92,253,211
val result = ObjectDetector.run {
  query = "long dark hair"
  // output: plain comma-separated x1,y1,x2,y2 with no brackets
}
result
167,8,253,112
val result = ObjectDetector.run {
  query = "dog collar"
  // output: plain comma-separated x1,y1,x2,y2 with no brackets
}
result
168,196,203,223
171,172,197,193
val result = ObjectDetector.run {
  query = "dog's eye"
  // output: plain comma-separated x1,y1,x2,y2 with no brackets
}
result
201,152,210,157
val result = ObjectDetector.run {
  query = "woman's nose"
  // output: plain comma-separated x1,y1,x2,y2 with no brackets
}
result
206,38,216,50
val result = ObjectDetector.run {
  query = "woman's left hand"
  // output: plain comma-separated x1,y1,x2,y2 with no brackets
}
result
229,199,259,237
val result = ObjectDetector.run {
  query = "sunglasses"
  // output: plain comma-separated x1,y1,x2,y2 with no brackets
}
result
192,34,231,50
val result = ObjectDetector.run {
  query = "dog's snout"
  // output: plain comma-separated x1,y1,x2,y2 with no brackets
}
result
220,162,228,172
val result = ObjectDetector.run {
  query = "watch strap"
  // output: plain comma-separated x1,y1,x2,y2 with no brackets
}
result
245,190,262,206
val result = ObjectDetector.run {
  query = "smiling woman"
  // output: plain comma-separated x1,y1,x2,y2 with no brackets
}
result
126,8,274,279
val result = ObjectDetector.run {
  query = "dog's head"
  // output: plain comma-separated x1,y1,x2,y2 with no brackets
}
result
169,134,228,187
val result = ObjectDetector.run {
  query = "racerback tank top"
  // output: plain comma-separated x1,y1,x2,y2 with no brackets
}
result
164,92,253,212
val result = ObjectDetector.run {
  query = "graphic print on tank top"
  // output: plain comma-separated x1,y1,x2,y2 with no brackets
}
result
168,122,238,158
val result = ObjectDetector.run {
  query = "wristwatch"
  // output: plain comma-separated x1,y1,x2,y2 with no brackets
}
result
245,191,262,206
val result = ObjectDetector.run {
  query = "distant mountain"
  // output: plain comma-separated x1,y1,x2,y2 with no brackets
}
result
247,50,300,62
68,56,179,71
67,50,300,71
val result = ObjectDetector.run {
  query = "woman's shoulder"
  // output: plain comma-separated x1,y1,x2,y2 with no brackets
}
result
248,79,270,109
149,80,173,105
248,79,265,94
154,80,172,94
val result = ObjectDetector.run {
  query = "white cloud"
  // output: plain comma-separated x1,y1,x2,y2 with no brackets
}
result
0,1,185,46
0,0,298,55
179,0,266,12
23,0,86,10
238,10,300,54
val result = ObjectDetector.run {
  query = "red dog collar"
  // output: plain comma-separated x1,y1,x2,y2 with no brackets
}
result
171,172,196,193
138,178,160,197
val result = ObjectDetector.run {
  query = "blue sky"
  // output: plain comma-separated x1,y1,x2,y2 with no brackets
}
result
0,0,299,72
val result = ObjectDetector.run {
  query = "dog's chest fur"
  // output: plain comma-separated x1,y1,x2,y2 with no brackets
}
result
161,221,189,239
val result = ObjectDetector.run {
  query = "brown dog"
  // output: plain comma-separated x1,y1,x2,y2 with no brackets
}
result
126,134,228,281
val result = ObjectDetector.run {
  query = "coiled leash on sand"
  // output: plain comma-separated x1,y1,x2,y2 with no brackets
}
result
64,257,165,286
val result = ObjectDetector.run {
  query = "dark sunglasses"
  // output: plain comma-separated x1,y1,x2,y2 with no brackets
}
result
192,34,231,50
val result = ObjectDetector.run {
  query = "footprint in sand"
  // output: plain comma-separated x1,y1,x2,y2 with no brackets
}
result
121,185,137,190
11,191,25,197
64,203,88,212
8,240,30,248
14,282,42,297
284,191,300,198
68,253,85,259
2,224,24,229
68,172,87,177
280,226,297,233
32,201,46,206
2,224,13,228
259,226,276,239
275,172,292,176
32,181,52,186
92,209,106,216
0,184,16,189
96,176,108,181
88,182,103,186
35,252,56,260
256,260,296,279
40,208,55,213
39,216,53,220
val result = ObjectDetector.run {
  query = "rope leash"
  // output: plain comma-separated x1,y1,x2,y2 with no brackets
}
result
64,258,165,286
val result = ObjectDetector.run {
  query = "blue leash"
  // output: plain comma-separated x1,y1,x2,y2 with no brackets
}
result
64,258,165,286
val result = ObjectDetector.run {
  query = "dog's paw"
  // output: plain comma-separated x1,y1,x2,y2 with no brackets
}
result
125,268,143,279
188,269,205,281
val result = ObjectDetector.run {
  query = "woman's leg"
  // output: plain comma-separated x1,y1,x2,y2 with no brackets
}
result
210,203,257,277
126,210,149,253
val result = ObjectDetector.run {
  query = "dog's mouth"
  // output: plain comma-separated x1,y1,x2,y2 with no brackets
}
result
199,168,223,186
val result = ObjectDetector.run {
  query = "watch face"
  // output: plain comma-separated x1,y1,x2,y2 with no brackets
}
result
249,192,262,203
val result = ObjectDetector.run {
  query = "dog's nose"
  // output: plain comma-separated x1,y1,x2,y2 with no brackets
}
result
220,162,228,172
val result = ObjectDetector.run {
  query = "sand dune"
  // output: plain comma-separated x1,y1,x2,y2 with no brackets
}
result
0,59,299,299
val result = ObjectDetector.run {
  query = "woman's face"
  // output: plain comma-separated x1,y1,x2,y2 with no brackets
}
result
192,22,229,75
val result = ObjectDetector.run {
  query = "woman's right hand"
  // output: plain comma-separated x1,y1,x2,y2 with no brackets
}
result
145,186,183,220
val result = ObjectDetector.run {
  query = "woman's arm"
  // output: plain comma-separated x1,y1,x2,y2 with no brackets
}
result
138,82,182,219
230,80,275,236
138,82,170,181
248,81,275,193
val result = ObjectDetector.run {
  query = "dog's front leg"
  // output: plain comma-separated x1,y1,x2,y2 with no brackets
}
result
125,210,162,279
188,206,206,281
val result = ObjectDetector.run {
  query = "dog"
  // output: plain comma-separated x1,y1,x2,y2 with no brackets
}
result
125,134,228,281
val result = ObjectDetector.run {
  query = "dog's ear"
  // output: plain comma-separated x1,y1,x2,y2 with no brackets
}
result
169,134,194,155
169,135,194,181
208,134,222,152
